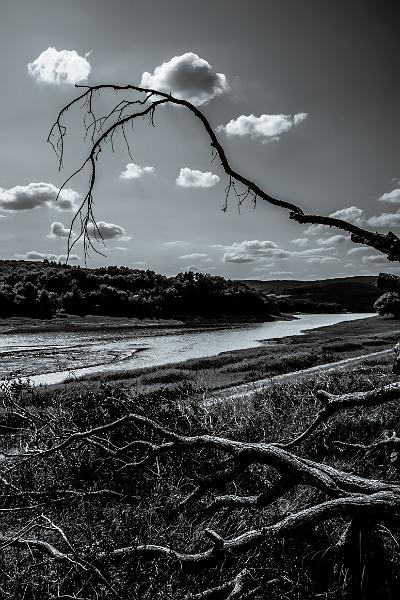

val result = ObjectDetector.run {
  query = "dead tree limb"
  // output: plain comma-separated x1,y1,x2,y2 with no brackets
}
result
49,84,400,262
279,381,400,449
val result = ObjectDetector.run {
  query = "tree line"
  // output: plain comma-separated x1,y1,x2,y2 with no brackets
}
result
0,259,275,319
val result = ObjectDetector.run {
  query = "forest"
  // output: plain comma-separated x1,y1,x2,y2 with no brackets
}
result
0,259,274,320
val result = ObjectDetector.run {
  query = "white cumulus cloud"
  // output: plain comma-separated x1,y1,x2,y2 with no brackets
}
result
176,168,220,188
304,207,365,235
378,188,400,203
87,221,131,241
361,254,388,264
316,235,348,246
0,182,79,212
366,212,400,228
141,52,229,106
120,163,155,179
347,247,370,255
217,112,308,142
330,206,365,224
222,240,290,264
48,222,73,238
28,47,91,85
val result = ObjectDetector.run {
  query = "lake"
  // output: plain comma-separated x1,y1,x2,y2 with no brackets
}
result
0,313,375,386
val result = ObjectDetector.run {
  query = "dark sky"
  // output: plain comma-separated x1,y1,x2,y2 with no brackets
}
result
1,0,400,279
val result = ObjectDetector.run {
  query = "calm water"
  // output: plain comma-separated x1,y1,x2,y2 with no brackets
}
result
0,313,375,386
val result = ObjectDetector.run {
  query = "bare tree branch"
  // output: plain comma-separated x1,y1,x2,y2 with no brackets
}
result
49,84,400,262
278,381,400,449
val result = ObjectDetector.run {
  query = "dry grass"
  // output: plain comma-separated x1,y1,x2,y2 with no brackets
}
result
1,350,399,598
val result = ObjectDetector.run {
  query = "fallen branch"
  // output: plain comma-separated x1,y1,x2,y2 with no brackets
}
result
279,382,400,449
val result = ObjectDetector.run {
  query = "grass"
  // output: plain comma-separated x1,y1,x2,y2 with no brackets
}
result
1,343,400,598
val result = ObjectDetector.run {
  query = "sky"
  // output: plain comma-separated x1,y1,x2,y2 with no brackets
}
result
1,0,400,280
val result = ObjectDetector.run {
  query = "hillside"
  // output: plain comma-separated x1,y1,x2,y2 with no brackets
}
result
242,276,380,312
0,260,277,321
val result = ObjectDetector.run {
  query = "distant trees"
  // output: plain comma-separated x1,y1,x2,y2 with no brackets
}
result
374,291,400,317
0,260,272,320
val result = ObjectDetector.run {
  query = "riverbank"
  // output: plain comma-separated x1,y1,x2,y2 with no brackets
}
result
0,312,285,335
33,314,397,398
5,313,372,386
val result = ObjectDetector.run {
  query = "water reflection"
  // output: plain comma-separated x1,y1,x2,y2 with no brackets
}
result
0,313,375,386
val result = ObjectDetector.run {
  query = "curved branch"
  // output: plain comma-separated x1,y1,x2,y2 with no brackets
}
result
279,381,400,449
109,491,400,565
49,83,400,261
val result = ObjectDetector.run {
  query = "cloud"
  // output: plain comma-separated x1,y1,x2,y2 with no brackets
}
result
291,247,336,257
87,221,131,241
220,240,336,264
344,263,354,268
269,271,294,277
304,207,365,235
48,222,72,238
361,254,388,265
179,253,209,260
366,211,400,228
304,224,327,235
316,235,348,246
28,47,91,85
222,240,290,264
141,52,229,106
176,168,220,188
305,257,340,264
120,163,155,179
330,206,365,224
347,247,371,255
115,246,129,251
290,238,309,247
0,183,79,212
378,188,400,204
15,251,79,262
217,112,308,142
224,255,255,264
162,240,193,247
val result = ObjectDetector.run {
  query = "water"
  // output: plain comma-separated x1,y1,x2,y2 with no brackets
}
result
0,313,375,386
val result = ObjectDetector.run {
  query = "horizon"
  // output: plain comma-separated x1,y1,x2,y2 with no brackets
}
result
1,256,378,283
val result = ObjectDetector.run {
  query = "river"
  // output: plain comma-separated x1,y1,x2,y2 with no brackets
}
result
0,313,375,386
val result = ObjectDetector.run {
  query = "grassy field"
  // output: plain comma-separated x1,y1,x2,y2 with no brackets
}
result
1,332,399,598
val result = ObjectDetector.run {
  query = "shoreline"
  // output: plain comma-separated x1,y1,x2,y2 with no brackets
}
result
0,312,288,335
18,313,379,389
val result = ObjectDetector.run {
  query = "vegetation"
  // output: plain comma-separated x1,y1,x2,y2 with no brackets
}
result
1,353,400,599
374,291,400,318
0,260,274,320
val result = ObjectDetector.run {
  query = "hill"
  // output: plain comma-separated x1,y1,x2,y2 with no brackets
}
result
242,276,380,312
0,259,277,321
